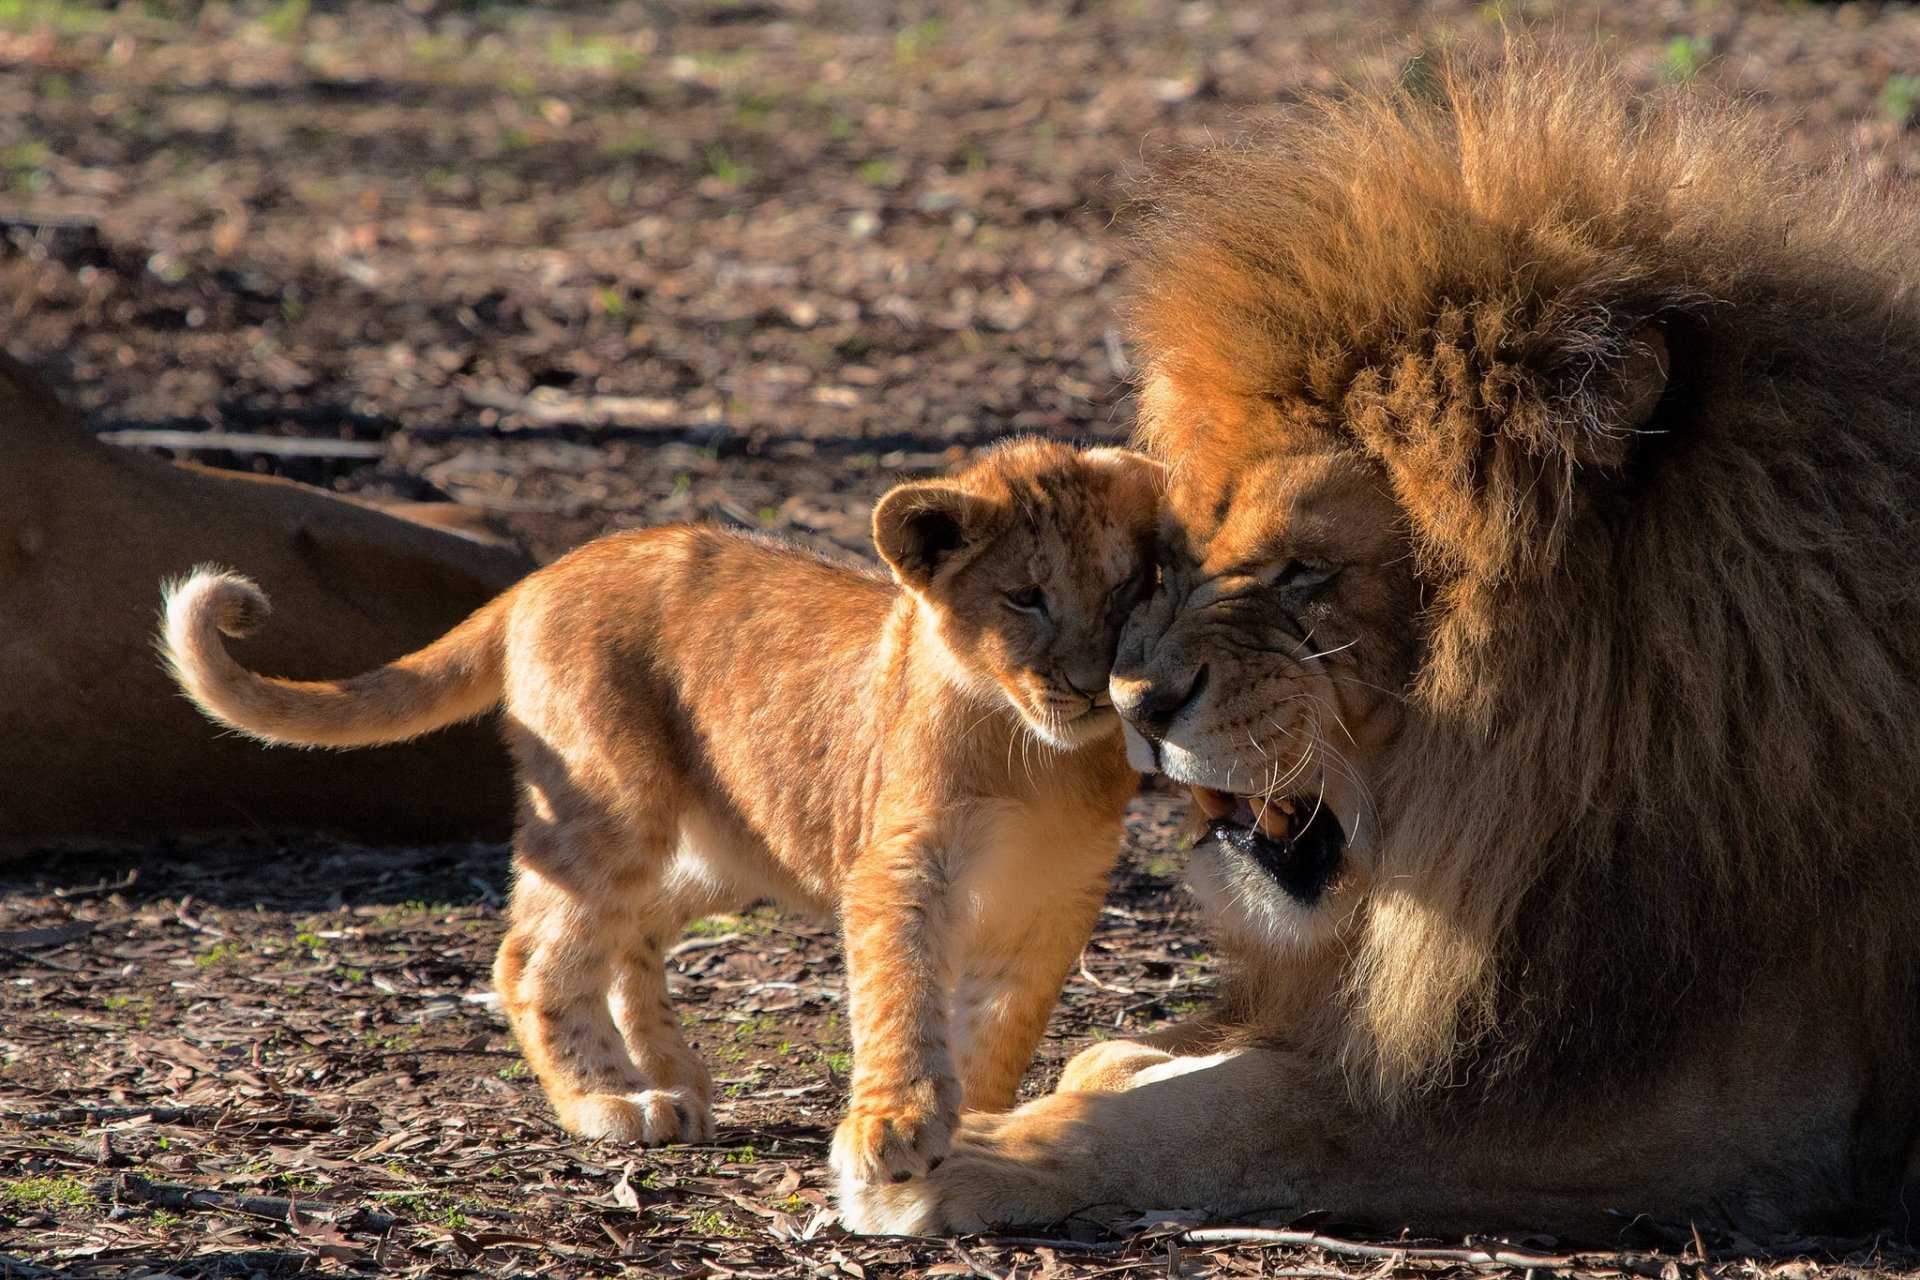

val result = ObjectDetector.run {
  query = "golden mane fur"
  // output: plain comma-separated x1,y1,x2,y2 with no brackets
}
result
1123,54,1920,1103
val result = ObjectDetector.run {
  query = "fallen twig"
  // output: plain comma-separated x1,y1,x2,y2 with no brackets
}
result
1178,1227,1638,1274
52,869,138,900
98,1172,400,1232
982,1236,1132,1254
460,383,693,430
96,428,386,459
952,1239,1014,1280
3,1104,218,1128
0,921,96,950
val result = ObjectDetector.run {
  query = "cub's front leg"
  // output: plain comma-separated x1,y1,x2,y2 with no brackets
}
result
830,831,961,1189
950,875,1110,1113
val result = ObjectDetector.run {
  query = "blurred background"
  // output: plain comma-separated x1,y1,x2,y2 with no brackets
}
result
3,0,1917,566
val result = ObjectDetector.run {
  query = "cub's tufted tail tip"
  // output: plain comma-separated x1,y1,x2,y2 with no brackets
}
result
167,568,272,640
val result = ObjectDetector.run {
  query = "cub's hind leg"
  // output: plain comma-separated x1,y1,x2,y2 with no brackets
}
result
606,884,739,1144
495,807,711,1144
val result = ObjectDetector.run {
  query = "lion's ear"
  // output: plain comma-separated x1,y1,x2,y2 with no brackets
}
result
1353,314,1678,580
1577,325,1671,469
872,481,996,590
1614,327,1671,432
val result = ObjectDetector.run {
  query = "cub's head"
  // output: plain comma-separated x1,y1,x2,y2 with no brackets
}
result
872,440,1164,750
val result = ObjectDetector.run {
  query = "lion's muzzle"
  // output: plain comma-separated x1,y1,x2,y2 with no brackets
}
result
1193,787,1346,906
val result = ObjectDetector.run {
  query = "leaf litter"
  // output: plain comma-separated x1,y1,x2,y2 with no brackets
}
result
3,0,1920,1275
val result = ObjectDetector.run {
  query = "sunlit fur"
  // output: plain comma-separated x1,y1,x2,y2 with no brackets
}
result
160,440,1161,1194
841,52,1920,1240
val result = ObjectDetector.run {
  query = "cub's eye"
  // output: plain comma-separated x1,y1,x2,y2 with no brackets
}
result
1005,584,1046,612
1274,560,1338,594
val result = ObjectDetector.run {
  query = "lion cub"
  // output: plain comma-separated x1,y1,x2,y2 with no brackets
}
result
161,439,1160,1188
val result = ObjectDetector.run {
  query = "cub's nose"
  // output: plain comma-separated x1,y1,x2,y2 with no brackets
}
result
1111,665,1208,740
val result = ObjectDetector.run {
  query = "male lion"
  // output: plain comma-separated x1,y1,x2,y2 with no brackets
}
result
842,57,1920,1240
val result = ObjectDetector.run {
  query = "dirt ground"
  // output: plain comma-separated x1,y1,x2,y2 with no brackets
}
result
4,0,1920,1276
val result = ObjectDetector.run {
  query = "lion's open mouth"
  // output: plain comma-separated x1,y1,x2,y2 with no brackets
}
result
1192,787,1346,905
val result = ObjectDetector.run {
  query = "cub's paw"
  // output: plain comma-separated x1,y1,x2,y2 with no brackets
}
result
830,1100,956,1187
557,1088,714,1145
1056,1038,1176,1094
836,1113,1015,1235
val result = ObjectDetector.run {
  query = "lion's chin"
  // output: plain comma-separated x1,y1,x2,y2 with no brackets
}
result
1191,787,1347,907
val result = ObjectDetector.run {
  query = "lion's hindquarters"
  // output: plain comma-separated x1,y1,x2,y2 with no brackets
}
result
159,567,508,749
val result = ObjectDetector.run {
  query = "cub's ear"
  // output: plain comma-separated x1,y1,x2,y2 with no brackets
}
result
872,481,996,589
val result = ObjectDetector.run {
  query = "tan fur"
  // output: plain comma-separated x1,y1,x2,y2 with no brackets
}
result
160,439,1161,1190
0,351,527,855
841,53,1920,1240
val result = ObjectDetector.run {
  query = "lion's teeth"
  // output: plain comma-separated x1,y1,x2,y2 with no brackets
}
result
1190,787,1238,820
1252,802,1291,840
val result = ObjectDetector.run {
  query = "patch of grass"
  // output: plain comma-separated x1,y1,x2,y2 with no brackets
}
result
1882,74,1920,129
732,92,778,129
375,1188,487,1227
102,994,155,1027
374,900,440,926
2,1174,89,1211
818,1050,852,1076
498,1059,530,1081
684,912,772,939
599,126,655,158
856,157,902,188
360,1029,413,1053
687,1208,746,1237
1659,34,1711,83
894,17,945,61
703,144,752,187
0,0,113,34
547,28,647,72
195,939,244,969
261,0,307,40
2,141,49,195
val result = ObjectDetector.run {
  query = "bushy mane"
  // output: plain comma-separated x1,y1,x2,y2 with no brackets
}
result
1127,53,1920,1101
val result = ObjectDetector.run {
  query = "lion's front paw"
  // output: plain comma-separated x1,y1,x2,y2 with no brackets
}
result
836,1110,1039,1235
838,1166,985,1236
554,1088,714,1145
830,1099,957,1188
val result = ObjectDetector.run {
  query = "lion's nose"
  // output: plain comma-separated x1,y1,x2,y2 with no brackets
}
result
1112,665,1208,740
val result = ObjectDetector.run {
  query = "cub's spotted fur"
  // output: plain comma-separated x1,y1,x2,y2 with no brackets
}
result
161,440,1161,1192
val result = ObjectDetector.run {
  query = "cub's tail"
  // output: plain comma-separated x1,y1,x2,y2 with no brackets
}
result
160,566,509,748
